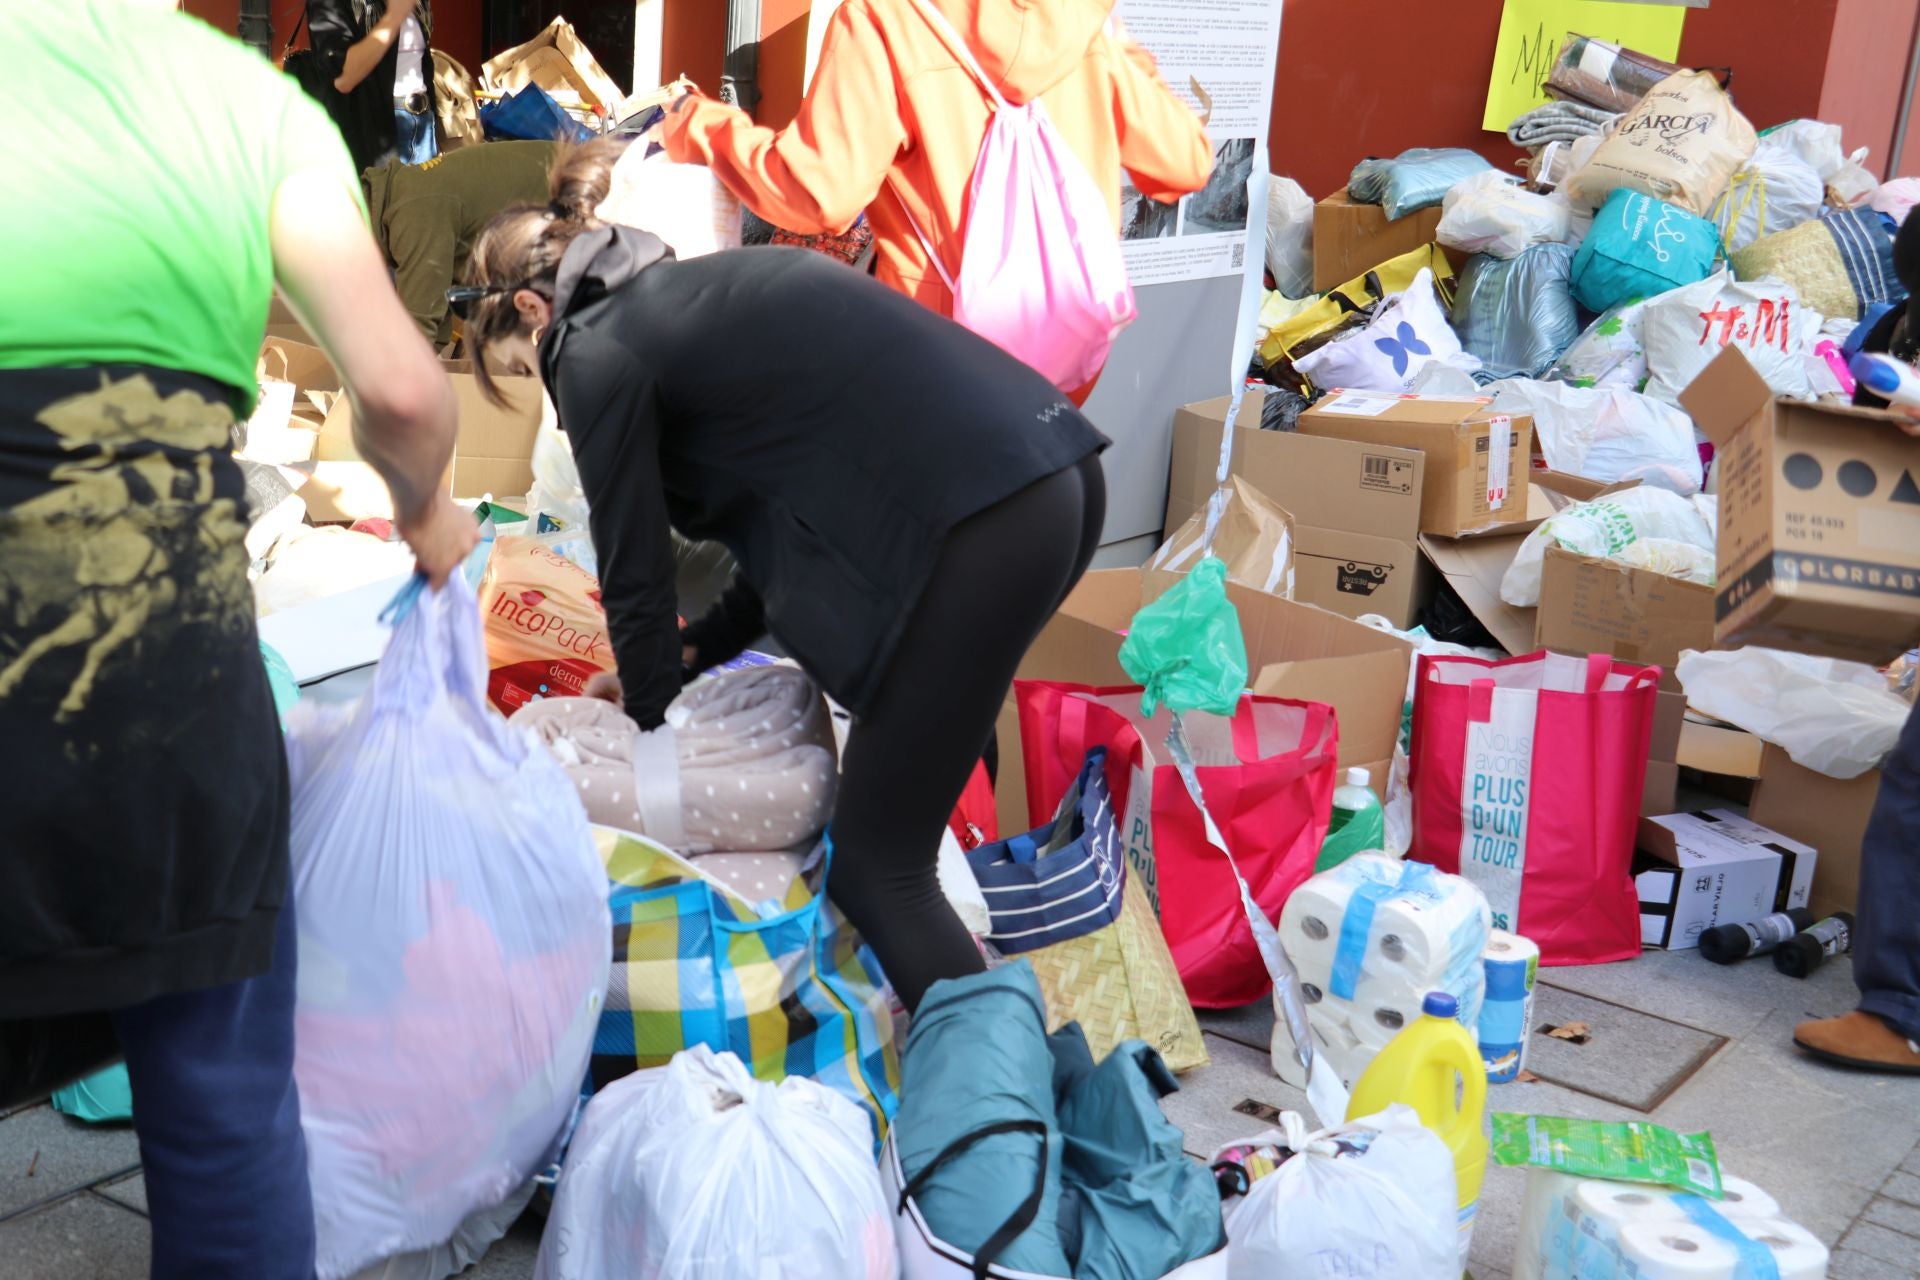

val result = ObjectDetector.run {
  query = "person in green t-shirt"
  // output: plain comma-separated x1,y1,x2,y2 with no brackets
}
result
0,3,475,1276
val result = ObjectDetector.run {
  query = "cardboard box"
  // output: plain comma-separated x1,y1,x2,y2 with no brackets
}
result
1534,546,1716,688
1750,742,1885,919
297,461,393,525
1635,810,1817,949
1014,569,1412,801
1165,393,1430,625
483,17,625,113
1677,719,1766,779
1312,188,1446,293
318,369,543,500
1681,347,1920,665
1297,390,1534,537
1147,476,1296,603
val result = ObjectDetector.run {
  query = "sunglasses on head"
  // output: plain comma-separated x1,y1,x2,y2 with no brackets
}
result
446,280,541,320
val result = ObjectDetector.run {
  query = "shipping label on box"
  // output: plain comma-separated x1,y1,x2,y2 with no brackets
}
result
1682,347,1920,664
1635,810,1816,949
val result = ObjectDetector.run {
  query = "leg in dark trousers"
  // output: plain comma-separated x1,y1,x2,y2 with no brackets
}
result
110,899,314,1280
1856,701,1920,1040
830,456,1106,1011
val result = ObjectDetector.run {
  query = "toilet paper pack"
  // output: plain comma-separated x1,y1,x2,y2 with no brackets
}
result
1514,1168,1830,1280
1273,854,1492,1088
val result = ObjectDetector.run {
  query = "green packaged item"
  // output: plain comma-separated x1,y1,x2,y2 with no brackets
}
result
1315,804,1386,874
261,641,300,722
50,1063,133,1125
1491,1113,1723,1198
1119,556,1247,718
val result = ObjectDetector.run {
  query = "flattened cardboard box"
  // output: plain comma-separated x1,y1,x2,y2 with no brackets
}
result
1296,390,1534,537
1750,743,1883,919
1166,392,1429,625
1682,346,1920,665
317,368,543,500
1312,188,1445,293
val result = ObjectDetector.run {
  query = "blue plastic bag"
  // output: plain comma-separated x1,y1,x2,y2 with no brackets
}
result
480,84,594,144
1571,190,1721,314
50,1063,133,1124
1350,149,1496,221
1452,243,1581,381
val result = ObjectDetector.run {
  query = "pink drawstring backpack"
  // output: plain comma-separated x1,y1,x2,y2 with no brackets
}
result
894,0,1138,391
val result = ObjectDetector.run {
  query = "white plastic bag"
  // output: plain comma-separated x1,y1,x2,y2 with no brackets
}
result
1712,139,1828,254
1220,1107,1457,1280
1437,171,1573,259
1762,120,1878,205
286,577,612,1280
1500,488,1717,607
1641,271,1818,404
1487,378,1701,493
1675,647,1910,779
1265,176,1315,299
1294,268,1481,393
598,137,743,259
537,1045,897,1280
527,392,591,530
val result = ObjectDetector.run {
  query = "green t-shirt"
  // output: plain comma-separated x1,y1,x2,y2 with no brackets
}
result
0,1,358,412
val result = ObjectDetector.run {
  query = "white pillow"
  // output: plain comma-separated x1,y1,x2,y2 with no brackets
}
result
1295,268,1479,393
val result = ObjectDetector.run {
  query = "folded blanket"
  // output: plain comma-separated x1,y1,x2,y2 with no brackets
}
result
514,665,837,855
1508,100,1618,150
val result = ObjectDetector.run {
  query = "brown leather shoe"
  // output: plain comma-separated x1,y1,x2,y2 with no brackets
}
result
1794,1011,1920,1074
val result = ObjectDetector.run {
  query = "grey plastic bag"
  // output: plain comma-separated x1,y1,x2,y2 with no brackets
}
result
1349,148,1496,221
1450,243,1581,381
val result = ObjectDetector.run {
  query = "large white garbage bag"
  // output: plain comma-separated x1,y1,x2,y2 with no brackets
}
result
1486,378,1701,494
1676,647,1910,779
286,576,612,1280
1500,488,1717,607
1220,1106,1457,1280
536,1045,897,1280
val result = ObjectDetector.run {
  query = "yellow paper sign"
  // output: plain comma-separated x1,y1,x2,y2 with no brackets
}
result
1484,0,1687,132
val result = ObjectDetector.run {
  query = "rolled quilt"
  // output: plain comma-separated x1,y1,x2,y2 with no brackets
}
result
514,665,838,854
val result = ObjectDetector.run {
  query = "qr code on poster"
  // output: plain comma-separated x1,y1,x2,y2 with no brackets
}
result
1230,242,1245,269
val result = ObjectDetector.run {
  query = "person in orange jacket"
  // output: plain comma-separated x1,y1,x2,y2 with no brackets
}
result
658,0,1213,402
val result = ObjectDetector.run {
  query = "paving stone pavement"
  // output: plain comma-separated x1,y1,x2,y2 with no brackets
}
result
2,948,1916,1278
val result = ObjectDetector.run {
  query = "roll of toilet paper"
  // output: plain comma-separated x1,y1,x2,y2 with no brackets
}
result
1741,1218,1830,1280
1617,1222,1741,1279
1513,1169,1583,1280
1573,1179,1689,1233
1714,1175,1782,1222
1271,1004,1366,1089
1480,930,1540,1082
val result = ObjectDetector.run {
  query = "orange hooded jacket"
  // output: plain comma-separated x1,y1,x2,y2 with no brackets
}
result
661,0,1213,396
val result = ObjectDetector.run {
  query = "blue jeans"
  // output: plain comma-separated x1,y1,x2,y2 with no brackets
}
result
1857,700,1920,1040
393,105,437,165
109,901,314,1279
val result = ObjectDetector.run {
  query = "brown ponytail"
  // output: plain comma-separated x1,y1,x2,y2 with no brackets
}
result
465,135,633,406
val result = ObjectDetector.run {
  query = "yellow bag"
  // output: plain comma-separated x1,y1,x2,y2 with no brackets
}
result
1258,244,1457,392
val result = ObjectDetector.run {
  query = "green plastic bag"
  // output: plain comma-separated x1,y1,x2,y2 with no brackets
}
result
1119,557,1247,718
50,1063,133,1125
261,641,300,722
1315,804,1386,873
1491,1114,1723,1198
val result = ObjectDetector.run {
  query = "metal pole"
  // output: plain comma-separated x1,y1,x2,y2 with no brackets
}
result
1890,9,1920,182
237,0,274,58
720,0,762,114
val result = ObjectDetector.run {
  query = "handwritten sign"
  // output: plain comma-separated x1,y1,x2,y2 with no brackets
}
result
1483,0,1686,132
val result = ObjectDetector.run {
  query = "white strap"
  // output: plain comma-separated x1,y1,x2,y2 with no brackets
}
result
629,722,686,852
902,0,1010,110
890,191,960,295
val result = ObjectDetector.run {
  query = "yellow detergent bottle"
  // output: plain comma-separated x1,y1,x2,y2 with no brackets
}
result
1346,991,1488,1275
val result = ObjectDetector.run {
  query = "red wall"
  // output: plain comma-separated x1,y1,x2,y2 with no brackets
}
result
1268,0,1853,197
181,0,485,70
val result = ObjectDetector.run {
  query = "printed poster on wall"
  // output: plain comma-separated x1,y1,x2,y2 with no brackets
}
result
805,0,1285,289
1483,0,1687,133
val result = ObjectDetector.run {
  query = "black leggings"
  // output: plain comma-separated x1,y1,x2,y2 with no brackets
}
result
829,455,1105,1011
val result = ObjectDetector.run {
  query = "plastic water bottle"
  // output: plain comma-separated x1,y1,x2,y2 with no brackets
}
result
1347,992,1488,1273
1317,767,1385,872
1850,351,1920,409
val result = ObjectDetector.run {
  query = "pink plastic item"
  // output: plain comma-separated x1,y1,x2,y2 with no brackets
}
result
893,0,1138,392
1816,338,1857,395
1872,177,1920,226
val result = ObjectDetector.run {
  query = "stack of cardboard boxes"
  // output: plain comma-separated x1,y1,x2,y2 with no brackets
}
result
1160,345,1920,934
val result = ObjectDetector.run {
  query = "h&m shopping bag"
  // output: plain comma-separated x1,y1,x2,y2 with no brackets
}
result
1409,651,1660,966
589,829,900,1143
1015,683,1339,1008
967,749,1208,1073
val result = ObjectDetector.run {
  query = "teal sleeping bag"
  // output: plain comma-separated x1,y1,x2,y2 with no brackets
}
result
1572,190,1721,314
895,962,1071,1277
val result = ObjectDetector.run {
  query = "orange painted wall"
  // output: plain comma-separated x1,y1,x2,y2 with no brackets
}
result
180,0,485,69
758,0,813,125
664,0,728,92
